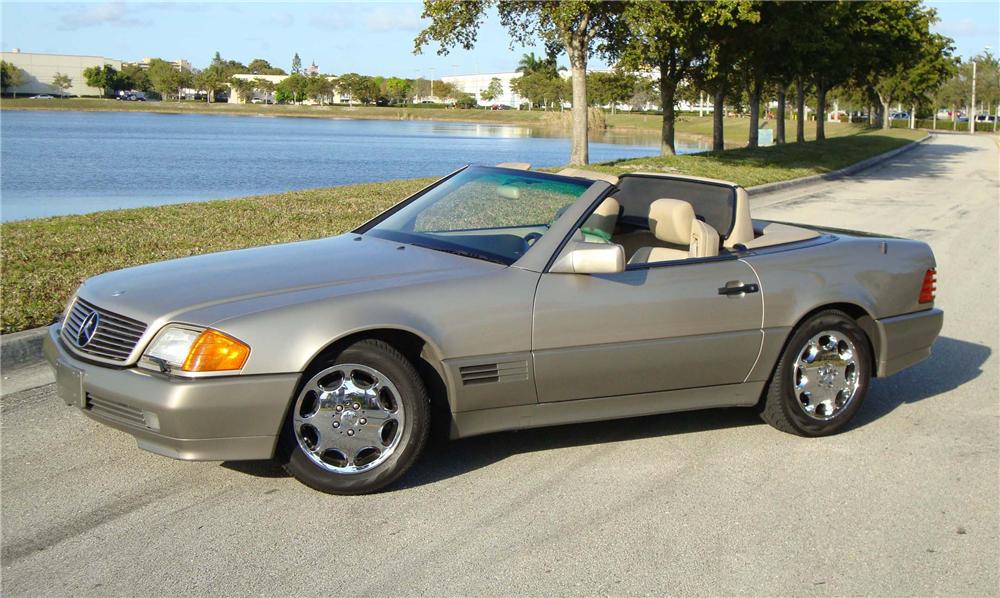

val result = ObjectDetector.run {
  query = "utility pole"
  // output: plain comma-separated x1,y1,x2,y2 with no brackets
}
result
969,60,976,135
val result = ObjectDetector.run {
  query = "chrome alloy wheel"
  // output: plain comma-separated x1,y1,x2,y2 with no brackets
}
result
293,364,405,474
791,331,861,421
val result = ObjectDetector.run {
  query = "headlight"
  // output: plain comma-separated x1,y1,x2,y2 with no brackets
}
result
141,325,250,374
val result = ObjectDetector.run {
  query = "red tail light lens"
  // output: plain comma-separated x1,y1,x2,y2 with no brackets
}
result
918,268,936,304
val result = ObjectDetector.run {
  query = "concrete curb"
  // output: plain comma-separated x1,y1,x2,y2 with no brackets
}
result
746,133,932,196
1,326,48,371
0,133,934,372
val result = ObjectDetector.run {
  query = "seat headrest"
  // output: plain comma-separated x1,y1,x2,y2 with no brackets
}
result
593,196,620,218
648,198,694,245
497,185,520,200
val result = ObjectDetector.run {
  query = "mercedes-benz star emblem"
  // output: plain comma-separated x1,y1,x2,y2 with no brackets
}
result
77,312,100,347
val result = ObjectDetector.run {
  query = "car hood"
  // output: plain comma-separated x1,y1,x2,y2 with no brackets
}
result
76,234,502,326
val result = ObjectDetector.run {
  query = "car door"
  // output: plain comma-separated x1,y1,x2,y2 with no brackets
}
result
531,257,764,403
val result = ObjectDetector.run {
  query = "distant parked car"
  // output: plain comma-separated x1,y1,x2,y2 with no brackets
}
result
974,114,995,123
29,94,55,100
250,97,266,104
490,104,512,110
890,111,909,120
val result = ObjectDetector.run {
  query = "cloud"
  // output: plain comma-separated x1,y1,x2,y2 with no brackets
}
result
364,5,422,32
310,5,422,32
311,12,349,31
273,12,295,28
57,1,151,31
936,17,999,38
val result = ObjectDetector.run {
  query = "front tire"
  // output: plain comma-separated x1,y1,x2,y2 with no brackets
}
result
759,310,872,436
279,340,430,494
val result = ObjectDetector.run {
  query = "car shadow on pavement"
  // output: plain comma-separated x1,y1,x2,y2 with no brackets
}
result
221,336,989,488
852,335,991,428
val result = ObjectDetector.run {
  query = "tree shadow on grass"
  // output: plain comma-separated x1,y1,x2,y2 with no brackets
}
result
222,336,989,488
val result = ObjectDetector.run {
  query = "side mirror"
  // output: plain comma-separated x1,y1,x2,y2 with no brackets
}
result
550,240,625,274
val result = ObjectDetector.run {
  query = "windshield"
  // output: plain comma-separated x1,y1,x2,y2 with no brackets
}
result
365,166,593,265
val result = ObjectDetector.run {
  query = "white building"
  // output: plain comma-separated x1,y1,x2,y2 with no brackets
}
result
0,49,122,97
442,71,526,108
125,57,192,71
442,68,712,112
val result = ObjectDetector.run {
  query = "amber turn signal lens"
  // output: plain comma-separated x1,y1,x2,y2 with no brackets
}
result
918,268,937,304
182,329,250,372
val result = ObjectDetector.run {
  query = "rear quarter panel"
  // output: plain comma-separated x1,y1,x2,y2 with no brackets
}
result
742,233,937,381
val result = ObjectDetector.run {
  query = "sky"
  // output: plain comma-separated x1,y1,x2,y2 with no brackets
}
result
1,1,997,77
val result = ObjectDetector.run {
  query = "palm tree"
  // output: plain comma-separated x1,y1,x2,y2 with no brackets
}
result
517,52,543,75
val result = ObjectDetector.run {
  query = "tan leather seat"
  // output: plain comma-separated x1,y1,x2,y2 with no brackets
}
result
581,197,620,243
628,198,720,264
724,187,754,248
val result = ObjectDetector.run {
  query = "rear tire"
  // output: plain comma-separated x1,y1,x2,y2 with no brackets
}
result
278,339,430,495
759,310,872,436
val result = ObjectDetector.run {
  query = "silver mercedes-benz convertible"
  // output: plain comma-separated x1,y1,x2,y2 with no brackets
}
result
44,164,943,494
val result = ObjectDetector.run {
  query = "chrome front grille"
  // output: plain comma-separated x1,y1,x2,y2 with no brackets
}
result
61,298,147,362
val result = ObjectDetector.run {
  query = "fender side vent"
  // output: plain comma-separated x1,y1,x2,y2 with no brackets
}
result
460,360,528,386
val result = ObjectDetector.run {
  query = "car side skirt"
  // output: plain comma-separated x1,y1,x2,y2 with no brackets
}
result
448,381,766,439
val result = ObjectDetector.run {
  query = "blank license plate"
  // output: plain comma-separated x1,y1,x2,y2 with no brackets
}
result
55,362,85,407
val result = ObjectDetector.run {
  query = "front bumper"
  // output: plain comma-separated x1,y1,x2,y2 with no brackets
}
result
875,308,944,377
43,324,299,461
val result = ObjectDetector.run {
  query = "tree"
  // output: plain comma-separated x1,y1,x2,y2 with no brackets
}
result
516,51,560,77
416,1,624,165
608,2,721,153
873,31,955,129
383,77,413,105
229,77,256,103
305,75,335,105
275,73,309,104
147,58,188,101
845,2,943,131
291,53,302,74
511,70,569,109
1,60,24,93
336,73,379,105
480,76,503,105
120,63,151,92
587,71,636,113
247,59,285,76
51,72,72,96
82,64,120,97
692,3,761,151
194,52,231,102
253,77,276,100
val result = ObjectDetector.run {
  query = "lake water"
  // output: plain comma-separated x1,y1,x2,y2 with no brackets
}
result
0,110,706,222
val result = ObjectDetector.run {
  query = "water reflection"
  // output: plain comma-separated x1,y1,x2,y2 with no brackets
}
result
0,111,703,221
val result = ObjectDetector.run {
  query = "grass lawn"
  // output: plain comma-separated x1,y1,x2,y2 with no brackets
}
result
2,97,860,142
0,127,924,334
586,127,924,186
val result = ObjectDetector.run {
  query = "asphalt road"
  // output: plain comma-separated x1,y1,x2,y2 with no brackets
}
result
2,132,997,596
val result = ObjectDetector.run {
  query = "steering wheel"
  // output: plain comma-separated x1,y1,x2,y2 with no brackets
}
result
523,231,544,246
